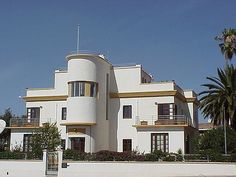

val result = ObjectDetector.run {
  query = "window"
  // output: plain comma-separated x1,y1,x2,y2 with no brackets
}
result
27,107,40,119
61,107,67,120
158,104,170,116
68,81,98,97
123,105,132,119
23,134,32,152
174,104,178,115
151,133,169,153
123,139,132,152
61,139,66,150
70,137,85,152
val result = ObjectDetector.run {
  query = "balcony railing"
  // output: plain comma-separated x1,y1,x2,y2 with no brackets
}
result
135,115,192,126
10,118,40,127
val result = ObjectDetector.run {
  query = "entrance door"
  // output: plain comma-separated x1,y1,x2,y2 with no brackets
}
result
70,137,85,152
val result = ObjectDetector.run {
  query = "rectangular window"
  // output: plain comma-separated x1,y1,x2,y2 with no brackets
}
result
123,105,132,119
23,134,32,152
90,82,95,97
158,104,170,116
61,139,66,150
74,82,79,96
27,107,40,119
123,139,132,152
69,81,98,97
79,82,85,96
61,107,67,120
174,104,178,115
151,133,169,153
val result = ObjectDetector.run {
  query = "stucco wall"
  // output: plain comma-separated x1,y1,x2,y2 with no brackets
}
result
114,96,186,153
59,162,236,177
1,160,235,177
0,160,44,177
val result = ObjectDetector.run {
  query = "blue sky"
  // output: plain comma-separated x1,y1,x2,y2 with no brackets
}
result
0,0,235,122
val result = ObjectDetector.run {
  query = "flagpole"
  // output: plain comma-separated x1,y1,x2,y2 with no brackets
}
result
77,25,80,54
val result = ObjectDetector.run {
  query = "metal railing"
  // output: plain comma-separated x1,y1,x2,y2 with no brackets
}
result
135,115,192,126
10,118,40,127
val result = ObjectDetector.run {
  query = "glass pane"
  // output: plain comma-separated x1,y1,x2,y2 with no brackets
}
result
123,105,132,118
79,82,85,96
74,82,79,96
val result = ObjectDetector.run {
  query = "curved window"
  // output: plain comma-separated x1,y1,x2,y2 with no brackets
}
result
68,81,98,97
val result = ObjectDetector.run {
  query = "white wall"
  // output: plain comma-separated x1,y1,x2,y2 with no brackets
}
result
137,129,184,153
1,160,235,177
111,66,175,93
10,129,36,151
10,131,23,150
54,70,68,95
66,97,96,124
115,96,176,152
59,162,236,177
0,161,44,177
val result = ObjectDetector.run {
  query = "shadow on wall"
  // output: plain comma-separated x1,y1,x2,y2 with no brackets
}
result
109,69,120,151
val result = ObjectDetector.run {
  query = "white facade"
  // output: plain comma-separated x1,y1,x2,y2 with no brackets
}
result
9,53,198,154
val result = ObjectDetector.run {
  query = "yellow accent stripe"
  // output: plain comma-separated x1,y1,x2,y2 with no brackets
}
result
23,92,198,104
110,91,177,98
186,97,199,105
23,95,68,102
133,125,189,128
110,90,198,104
60,122,96,126
6,126,41,129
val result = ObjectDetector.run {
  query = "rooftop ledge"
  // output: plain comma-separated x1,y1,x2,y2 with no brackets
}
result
66,52,111,65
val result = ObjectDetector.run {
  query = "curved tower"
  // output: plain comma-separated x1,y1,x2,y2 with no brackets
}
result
64,53,111,152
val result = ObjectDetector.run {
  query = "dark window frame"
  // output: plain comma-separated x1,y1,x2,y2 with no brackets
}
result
151,133,169,153
123,139,132,152
61,139,66,150
68,81,98,98
123,105,132,119
158,104,170,116
27,107,40,119
61,107,67,120
23,134,32,152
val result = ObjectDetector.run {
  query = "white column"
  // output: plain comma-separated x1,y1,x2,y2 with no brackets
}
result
42,149,47,175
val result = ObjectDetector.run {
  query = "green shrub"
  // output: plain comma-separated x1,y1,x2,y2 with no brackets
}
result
63,149,89,161
145,150,167,161
61,149,236,162
95,150,115,161
0,151,25,159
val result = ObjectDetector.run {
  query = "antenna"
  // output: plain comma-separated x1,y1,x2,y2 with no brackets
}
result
76,25,80,54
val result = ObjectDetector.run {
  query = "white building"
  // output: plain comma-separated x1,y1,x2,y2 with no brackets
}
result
9,53,198,154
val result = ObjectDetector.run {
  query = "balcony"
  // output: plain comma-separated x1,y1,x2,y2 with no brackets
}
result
10,118,40,128
134,115,192,127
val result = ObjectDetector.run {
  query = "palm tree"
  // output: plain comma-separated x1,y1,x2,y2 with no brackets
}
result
199,65,236,131
215,28,236,64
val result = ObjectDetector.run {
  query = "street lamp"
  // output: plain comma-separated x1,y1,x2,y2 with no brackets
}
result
223,106,227,155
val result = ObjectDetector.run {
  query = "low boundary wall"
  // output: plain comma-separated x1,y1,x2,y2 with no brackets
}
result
0,160,44,177
59,161,236,177
1,150,236,177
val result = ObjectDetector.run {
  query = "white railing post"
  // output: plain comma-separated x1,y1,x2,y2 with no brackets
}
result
57,148,63,177
43,149,47,175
